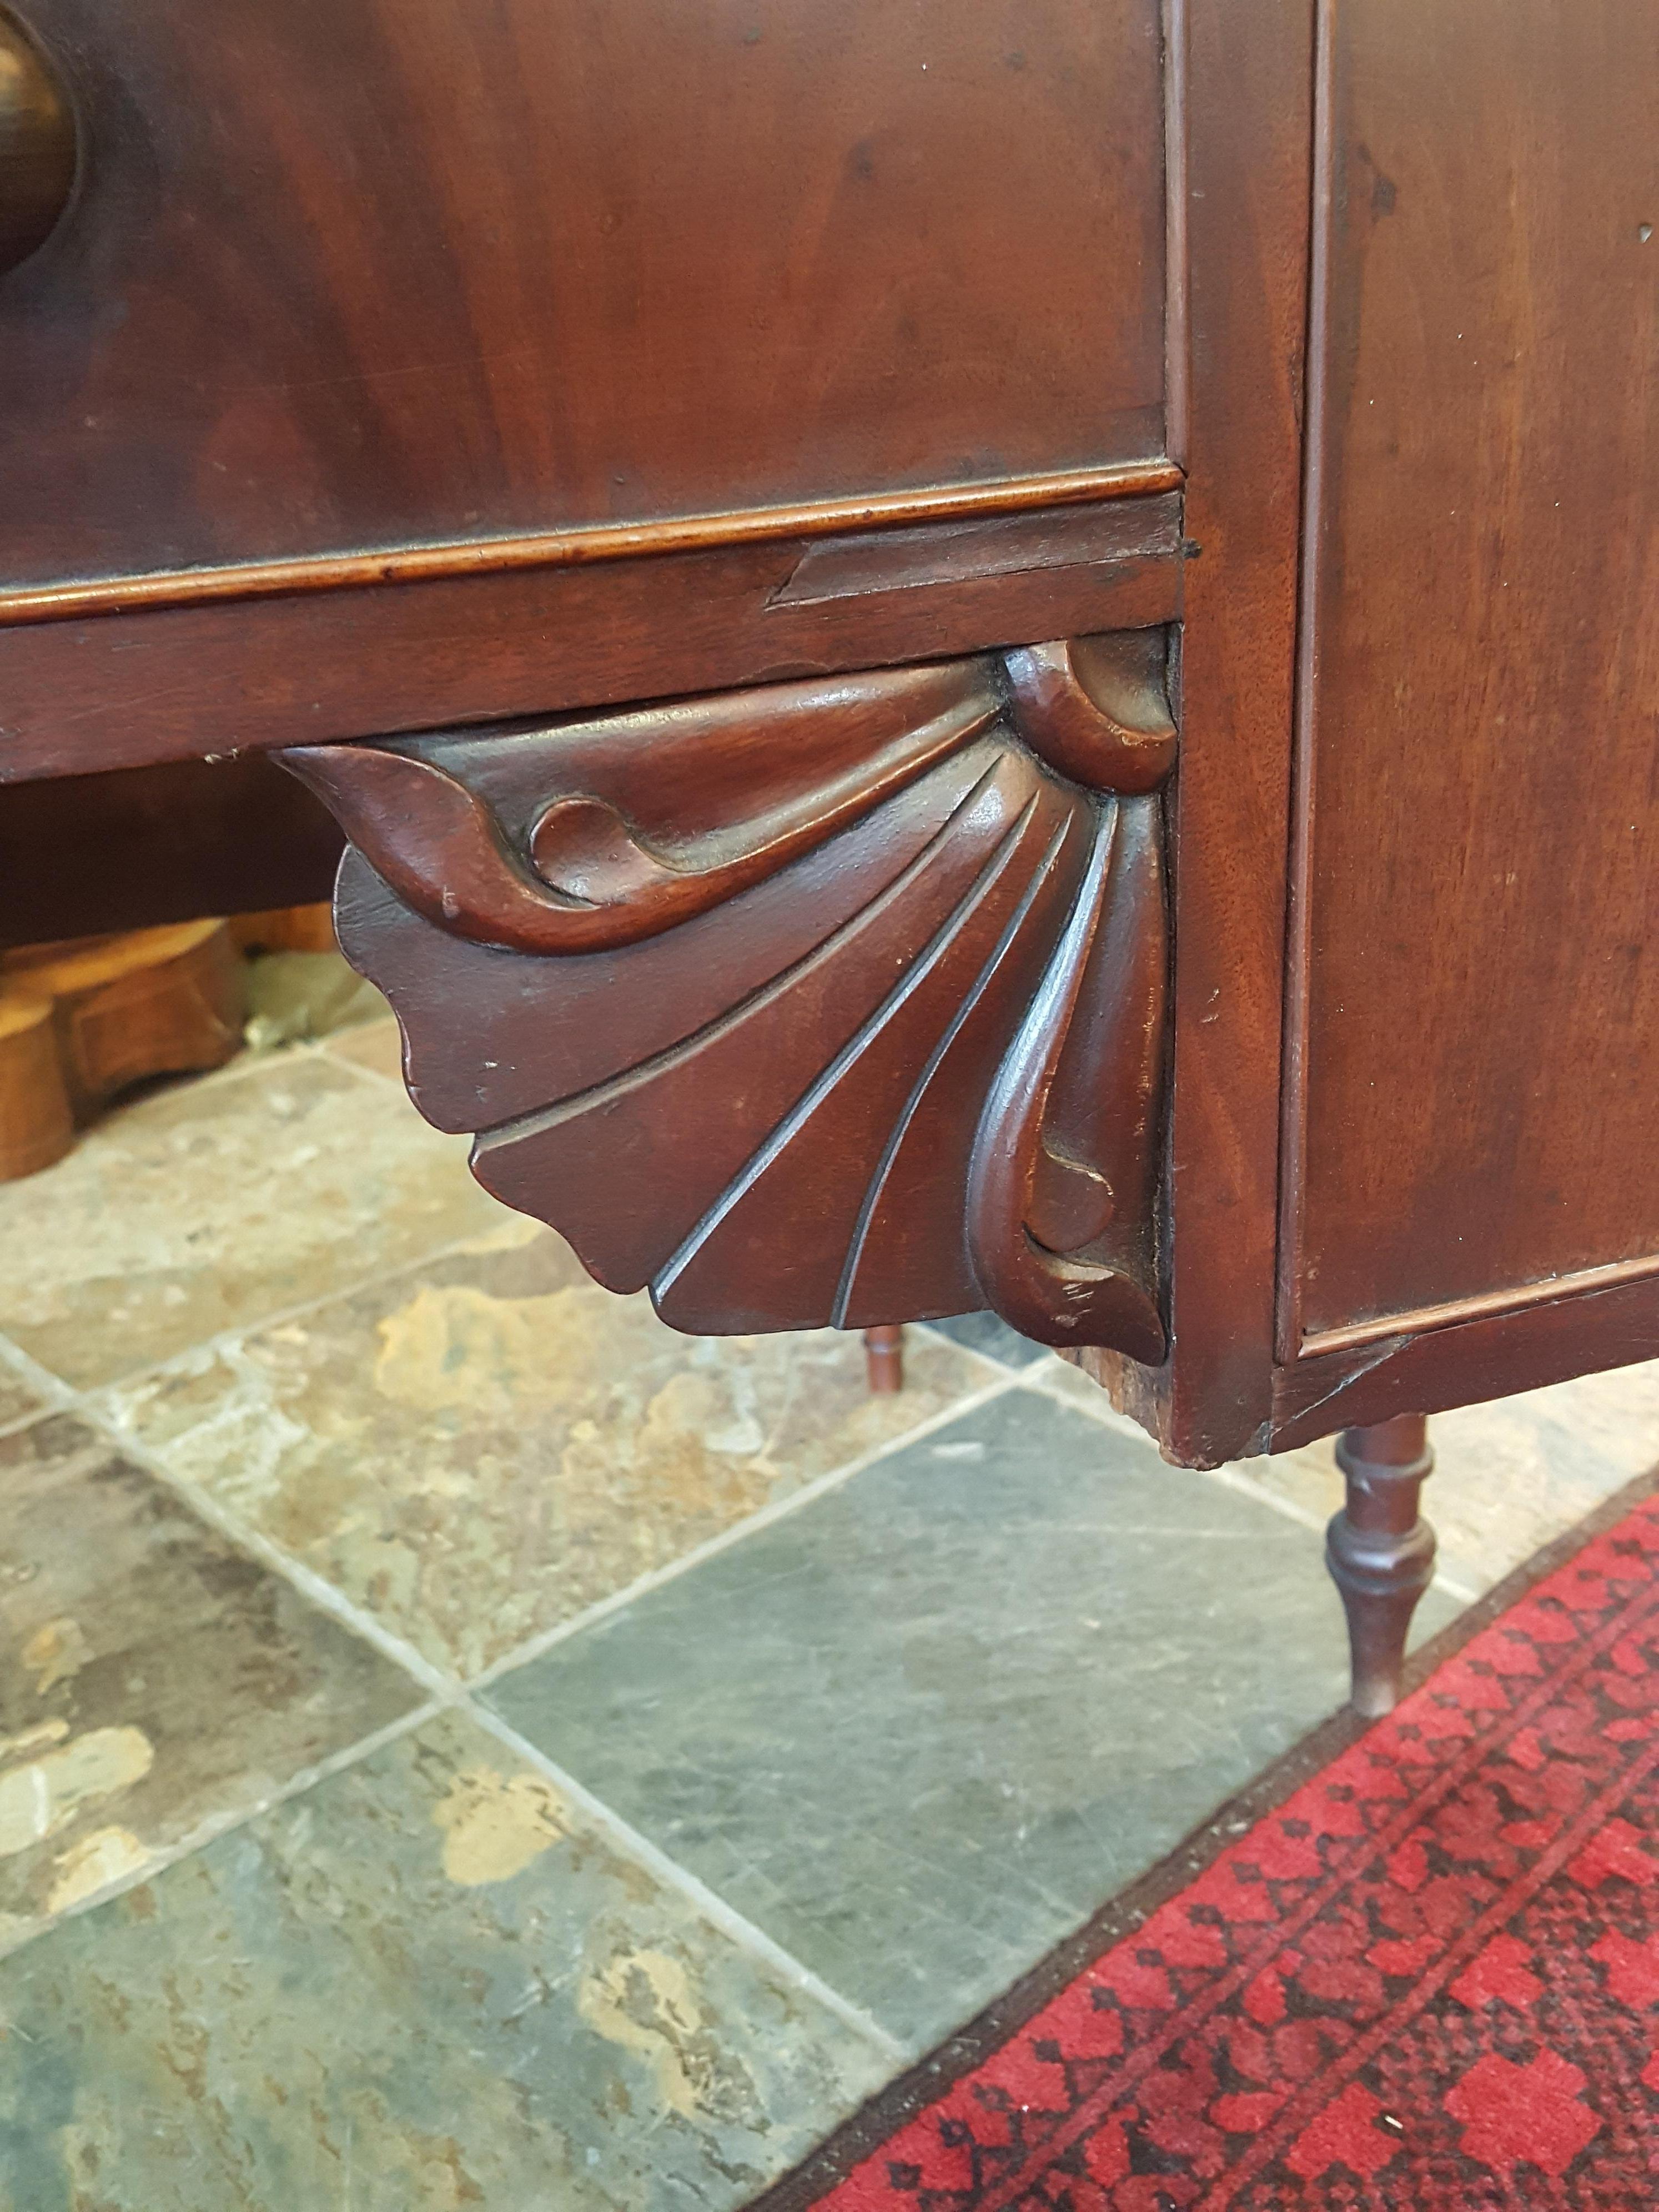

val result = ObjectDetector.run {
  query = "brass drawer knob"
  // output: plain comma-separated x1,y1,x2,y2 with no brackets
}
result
1,6,76,278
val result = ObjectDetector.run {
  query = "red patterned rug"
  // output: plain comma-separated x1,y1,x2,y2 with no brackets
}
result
759,1476,1659,2211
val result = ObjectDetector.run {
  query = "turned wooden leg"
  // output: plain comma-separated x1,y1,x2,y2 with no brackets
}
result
863,1325,904,1394
1328,1414,1436,1719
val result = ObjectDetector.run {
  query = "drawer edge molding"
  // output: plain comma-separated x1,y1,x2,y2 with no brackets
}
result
0,459,1182,631
0,499,1183,782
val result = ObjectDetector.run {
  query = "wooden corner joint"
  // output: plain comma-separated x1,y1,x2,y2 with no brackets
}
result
279,629,1177,1362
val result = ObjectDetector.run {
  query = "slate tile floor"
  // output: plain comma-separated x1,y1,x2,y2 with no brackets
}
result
0,988,1655,2207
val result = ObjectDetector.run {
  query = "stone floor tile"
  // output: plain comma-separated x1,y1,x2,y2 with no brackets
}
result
323,1012,405,1083
0,1053,501,1389
243,950,389,1052
0,1354,51,1437
922,1310,1053,1368
486,1387,1461,2050
1223,1359,1659,1595
0,1707,889,2212
99,1227,998,1680
0,1416,419,1949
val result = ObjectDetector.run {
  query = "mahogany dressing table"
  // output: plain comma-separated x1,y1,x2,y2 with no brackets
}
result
2,0,1655,1717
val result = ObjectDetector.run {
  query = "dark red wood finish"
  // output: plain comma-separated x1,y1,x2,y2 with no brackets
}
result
1270,0,1659,1441
0,0,1653,1570
1300,1,1659,1336
4,0,1165,590
0,757,341,949
862,1326,905,1396
0,496,1181,781
1328,1415,1437,1719
1067,0,1314,1465
288,632,1175,1361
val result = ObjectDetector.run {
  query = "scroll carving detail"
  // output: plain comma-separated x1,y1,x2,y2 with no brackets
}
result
280,629,1176,1362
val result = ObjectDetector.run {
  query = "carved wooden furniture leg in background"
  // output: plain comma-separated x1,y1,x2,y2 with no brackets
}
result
0,922,245,1180
862,1325,904,1394
1327,1414,1436,1718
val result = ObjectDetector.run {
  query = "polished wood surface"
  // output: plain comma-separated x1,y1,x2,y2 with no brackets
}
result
0,921,244,1151
1328,1414,1436,1719
0,993,72,1179
0,460,1183,630
862,1326,904,1396
1270,1270,1659,1453
1,0,1653,1526
0,1,75,278
1069,0,1314,1465
5,0,1165,594
0,492,1182,780
310,631,1173,1360
1285,0,1659,1349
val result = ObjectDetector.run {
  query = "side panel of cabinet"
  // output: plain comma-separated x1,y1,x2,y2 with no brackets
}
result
1064,0,1314,1466
1283,0,1659,1361
3,0,1165,589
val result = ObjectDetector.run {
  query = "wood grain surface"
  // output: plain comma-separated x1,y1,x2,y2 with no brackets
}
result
0,496,1183,781
1284,0,1659,1347
313,633,1175,1361
4,0,1167,591
1069,0,1314,1464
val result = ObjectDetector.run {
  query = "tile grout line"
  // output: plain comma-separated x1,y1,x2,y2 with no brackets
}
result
38,1221,542,1402
1018,1359,1161,1443
9,1238,994,1440
46,1333,1016,2035
71,1405,461,1699
0,1025,496,1405
13,1293,1487,1627
906,1319,1066,1379
72,1245,1002,1412
1190,1457,1479,1605
1426,1564,1481,1605
1,1656,914,2078
75,1307,1020,1703
1028,1365,1482,1605
12,1234,1489,2022
4,1382,915,2064
0,1333,77,1439
0,1331,76,1406
88,1356,1023,1710
0,1461,909,2079
466,1702,913,2066
2,1276,1512,2031
469,1364,1027,1688
0,1698,446,1969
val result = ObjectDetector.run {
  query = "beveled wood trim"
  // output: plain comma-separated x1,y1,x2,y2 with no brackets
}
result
0,503,1182,784
1144,0,1316,1465
0,460,1184,631
1270,1267,1659,1451
1296,1250,1659,1360
1162,0,1190,470
1072,0,1311,1470
1274,0,1340,1366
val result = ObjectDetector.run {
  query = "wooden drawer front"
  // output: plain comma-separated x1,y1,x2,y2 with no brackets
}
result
3,0,1167,592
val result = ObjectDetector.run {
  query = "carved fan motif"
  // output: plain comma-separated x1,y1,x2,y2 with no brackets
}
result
281,629,1175,1362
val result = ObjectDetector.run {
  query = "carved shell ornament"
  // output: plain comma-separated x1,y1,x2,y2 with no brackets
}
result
280,628,1176,1363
